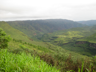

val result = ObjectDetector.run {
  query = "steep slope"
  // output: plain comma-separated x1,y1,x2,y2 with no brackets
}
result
0,21,54,47
7,19,85,40
0,21,32,43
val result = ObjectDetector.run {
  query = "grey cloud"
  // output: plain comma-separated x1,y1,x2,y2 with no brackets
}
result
0,0,96,21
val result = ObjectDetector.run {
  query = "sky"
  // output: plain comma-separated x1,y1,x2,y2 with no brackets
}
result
0,0,96,21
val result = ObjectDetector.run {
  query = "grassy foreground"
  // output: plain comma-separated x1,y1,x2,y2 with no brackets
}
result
0,49,60,72
8,39,96,72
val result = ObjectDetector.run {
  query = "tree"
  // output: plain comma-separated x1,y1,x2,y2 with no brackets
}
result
0,28,11,49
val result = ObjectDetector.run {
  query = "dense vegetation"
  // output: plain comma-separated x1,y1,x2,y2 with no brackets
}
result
7,19,85,40
0,27,59,72
40,26,96,56
0,20,96,72
0,28,11,49
7,37,96,72
0,49,59,72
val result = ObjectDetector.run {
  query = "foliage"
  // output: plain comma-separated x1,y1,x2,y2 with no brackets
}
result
0,28,11,49
8,39,96,72
0,49,59,72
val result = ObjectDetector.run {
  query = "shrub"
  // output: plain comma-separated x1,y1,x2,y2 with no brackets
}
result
0,28,11,49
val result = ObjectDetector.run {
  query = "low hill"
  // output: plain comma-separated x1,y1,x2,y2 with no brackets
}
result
7,19,85,40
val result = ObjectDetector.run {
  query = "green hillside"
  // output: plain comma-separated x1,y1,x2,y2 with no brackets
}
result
40,26,94,43
7,19,85,40
77,25,96,43
1,21,96,72
87,33,96,43
8,38,96,72
0,21,32,43
0,21,48,47
79,32,96,43
40,26,96,56
0,21,61,71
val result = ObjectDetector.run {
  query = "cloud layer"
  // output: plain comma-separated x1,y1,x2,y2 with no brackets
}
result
0,0,96,21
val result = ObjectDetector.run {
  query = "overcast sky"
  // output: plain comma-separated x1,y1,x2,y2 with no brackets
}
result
0,0,96,21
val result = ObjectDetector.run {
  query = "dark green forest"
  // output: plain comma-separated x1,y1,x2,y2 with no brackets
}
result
0,19,96,72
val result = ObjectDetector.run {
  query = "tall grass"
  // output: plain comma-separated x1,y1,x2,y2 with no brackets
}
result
0,49,59,72
8,39,96,72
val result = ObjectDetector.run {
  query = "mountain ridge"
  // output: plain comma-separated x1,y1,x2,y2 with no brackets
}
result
77,20,96,26
7,19,85,40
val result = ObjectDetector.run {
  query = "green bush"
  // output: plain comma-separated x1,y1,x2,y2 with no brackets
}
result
19,44,26,49
0,28,11,49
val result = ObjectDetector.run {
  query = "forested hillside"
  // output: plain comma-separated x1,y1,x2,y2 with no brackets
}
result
0,21,96,72
7,19,85,40
39,26,96,56
0,21,32,43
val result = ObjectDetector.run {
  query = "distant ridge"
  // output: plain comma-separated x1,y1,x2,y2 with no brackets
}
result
77,20,96,26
